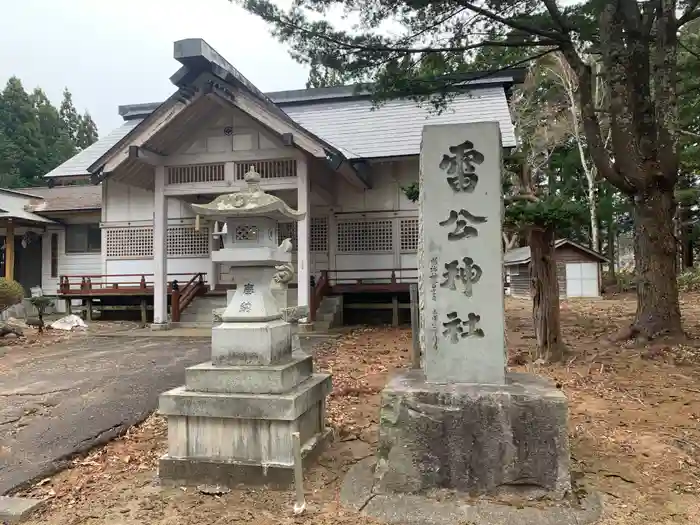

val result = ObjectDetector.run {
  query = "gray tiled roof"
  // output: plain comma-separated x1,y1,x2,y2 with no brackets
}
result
280,87,516,158
44,119,142,178
44,39,517,178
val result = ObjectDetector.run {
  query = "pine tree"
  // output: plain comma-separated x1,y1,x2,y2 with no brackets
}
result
75,111,98,150
59,88,80,143
0,77,42,186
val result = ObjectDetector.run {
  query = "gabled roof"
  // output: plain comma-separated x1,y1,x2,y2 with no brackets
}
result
44,38,520,180
504,239,609,265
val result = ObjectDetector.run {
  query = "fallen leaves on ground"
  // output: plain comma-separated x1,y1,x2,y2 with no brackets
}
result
13,297,700,525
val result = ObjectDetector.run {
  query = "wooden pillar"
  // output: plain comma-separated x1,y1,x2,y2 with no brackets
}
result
140,298,147,327
297,157,311,309
153,166,169,328
5,220,14,280
392,295,399,327
209,222,218,291
86,298,93,322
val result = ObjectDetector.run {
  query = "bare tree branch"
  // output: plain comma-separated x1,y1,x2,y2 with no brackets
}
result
541,0,571,33
679,129,700,140
453,0,570,42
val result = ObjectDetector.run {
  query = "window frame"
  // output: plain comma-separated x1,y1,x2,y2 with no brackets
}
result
50,233,59,277
65,224,101,254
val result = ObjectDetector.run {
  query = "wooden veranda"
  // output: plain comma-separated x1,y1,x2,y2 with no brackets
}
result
57,272,207,325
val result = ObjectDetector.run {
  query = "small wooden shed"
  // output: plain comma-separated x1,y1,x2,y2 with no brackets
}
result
504,239,608,298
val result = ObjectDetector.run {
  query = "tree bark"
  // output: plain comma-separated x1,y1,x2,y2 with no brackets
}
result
632,185,683,338
528,226,565,362
607,224,616,279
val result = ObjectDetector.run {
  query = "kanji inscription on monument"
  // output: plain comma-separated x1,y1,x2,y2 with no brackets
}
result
419,123,505,384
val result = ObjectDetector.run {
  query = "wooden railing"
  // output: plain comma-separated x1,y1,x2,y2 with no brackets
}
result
58,273,207,296
309,270,330,322
327,268,418,285
171,273,207,322
308,268,418,322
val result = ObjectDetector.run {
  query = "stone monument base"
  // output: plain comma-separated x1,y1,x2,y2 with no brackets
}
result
341,458,601,525
373,370,571,500
158,364,332,488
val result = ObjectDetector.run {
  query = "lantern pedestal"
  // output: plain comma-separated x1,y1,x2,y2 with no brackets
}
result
158,168,331,488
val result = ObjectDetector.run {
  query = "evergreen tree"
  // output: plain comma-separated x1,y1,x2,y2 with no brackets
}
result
0,79,99,187
75,111,98,150
58,88,80,143
0,77,42,186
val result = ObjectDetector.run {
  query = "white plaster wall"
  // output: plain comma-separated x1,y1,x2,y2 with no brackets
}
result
104,257,210,282
174,108,285,158
40,212,104,312
335,158,418,213
331,158,419,279
104,180,194,223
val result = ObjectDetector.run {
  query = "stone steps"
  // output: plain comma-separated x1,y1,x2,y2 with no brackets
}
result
178,295,228,325
311,295,343,332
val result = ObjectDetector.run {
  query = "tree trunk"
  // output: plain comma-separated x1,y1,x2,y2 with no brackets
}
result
607,224,616,279
632,186,683,338
684,236,694,269
528,227,565,362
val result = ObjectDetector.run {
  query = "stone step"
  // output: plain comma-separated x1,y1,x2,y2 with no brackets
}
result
180,296,228,323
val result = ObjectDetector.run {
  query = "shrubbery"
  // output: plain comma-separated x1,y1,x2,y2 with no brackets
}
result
0,278,24,311
678,268,700,292
607,267,700,294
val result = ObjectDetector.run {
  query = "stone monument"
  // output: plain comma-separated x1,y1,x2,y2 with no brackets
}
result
341,123,578,515
158,168,331,487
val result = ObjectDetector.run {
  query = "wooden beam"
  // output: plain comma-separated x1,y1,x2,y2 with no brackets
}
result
128,145,164,166
310,180,334,206
94,98,193,174
5,220,15,281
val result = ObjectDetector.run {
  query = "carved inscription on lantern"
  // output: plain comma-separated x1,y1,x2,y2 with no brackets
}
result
239,301,252,313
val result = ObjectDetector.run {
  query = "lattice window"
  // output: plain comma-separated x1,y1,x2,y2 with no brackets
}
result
310,217,328,252
399,218,419,252
167,163,225,185
106,226,212,258
337,219,393,253
236,159,297,180
277,222,298,251
235,225,258,241
106,228,154,258
167,226,209,257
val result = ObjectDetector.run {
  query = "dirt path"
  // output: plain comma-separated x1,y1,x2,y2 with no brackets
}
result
13,297,700,525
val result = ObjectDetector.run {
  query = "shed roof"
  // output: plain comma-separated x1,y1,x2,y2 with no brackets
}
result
44,39,520,179
18,185,102,213
503,239,609,265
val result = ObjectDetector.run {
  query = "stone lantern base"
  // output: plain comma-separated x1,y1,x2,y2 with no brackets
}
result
158,347,331,488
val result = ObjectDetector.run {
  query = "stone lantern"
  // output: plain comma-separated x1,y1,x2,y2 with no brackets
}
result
158,168,332,487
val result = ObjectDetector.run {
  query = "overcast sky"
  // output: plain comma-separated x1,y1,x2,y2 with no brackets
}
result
1,0,310,134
